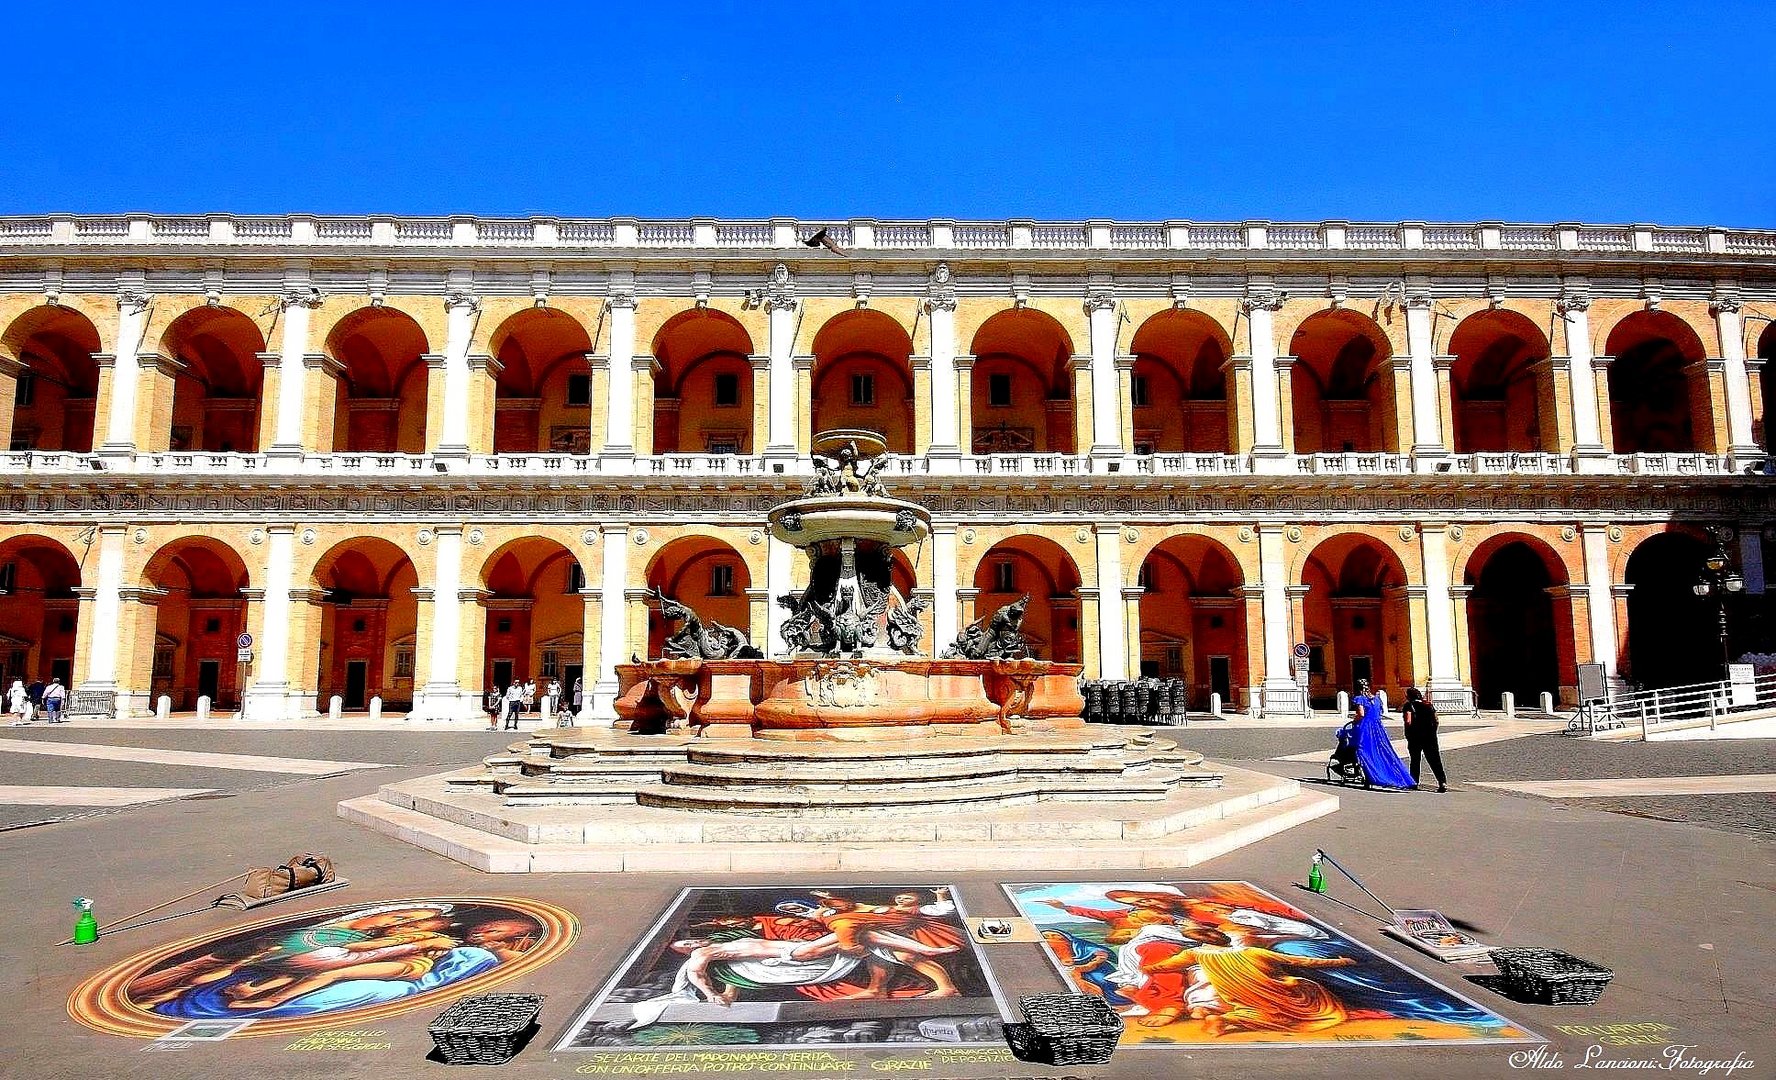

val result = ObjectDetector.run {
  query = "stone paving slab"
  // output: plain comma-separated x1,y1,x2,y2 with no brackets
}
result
1473,774,1776,797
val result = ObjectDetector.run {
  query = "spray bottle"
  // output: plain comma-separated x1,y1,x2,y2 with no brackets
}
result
72,897,98,945
1308,852,1326,894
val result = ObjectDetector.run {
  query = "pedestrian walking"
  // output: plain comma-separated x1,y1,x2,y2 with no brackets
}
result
1401,687,1447,793
7,679,31,725
1346,678,1415,790
503,681,525,731
41,677,66,724
485,686,502,730
521,679,537,716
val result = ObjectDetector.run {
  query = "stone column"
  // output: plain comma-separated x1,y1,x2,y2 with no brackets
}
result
1417,523,1469,701
1256,525,1299,698
1559,293,1610,470
793,356,814,455
1712,297,1760,460
578,585,601,719
765,533,794,654
763,272,799,462
1085,290,1122,458
1449,584,1475,689
955,357,976,458
0,355,19,452
601,290,637,459
749,355,771,457
1747,359,1767,450
911,355,932,456
99,291,151,456
631,354,658,456
429,293,477,458
926,288,960,457
1581,525,1621,675
465,354,501,455
114,587,163,719
1591,355,1616,452
1274,356,1299,455
75,526,129,715
1115,355,1137,454
412,525,473,721
1243,288,1288,472
1739,528,1766,597
1073,588,1100,679
1122,586,1144,676
1093,524,1126,679
931,524,959,652
957,587,980,633
1404,296,1449,459
269,290,322,456
589,523,629,717
242,525,306,721
745,587,770,653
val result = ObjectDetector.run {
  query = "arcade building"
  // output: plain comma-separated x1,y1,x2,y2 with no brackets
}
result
1,214,1772,724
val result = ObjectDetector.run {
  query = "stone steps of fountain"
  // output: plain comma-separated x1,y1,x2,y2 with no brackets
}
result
657,756,1205,788
681,735,1133,766
633,775,1182,814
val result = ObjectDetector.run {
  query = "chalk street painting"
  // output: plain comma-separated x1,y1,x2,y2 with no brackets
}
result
556,885,1006,1049
71,897,577,1038
1005,881,1536,1047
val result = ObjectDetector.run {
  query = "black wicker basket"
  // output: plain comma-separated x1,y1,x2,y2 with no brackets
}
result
1489,948,1613,1006
1003,993,1123,1066
428,993,544,1065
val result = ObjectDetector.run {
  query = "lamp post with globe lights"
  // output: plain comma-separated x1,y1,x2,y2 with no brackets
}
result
1692,530,1745,681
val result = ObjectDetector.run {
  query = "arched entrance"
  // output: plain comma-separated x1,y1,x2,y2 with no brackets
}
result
1137,536,1246,707
312,538,419,711
142,538,250,711
161,307,267,452
1605,312,1707,453
810,311,914,453
0,535,80,690
1289,311,1397,454
3,305,101,452
1624,532,1718,688
1128,310,1232,453
971,537,1082,663
479,538,585,701
1301,534,1412,704
968,310,1076,454
1757,323,1775,451
653,310,756,454
645,538,753,660
1448,311,1554,452
1465,538,1569,708
325,308,430,453
490,309,594,453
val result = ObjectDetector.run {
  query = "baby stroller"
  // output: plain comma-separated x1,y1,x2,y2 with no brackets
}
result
1325,721,1370,789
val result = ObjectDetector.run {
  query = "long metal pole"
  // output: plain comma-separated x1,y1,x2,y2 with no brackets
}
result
1315,848,1399,921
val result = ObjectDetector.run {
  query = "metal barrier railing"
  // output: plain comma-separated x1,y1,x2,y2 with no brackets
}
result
1567,672,1776,737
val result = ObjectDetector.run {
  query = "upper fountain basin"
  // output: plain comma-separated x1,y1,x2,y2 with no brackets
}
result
768,495,932,549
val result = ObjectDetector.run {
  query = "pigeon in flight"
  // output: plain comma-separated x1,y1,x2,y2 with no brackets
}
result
802,227,848,257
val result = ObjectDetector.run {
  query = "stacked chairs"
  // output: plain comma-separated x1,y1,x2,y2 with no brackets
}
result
1079,678,1190,725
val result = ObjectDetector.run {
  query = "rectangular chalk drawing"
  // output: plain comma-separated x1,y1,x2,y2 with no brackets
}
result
1005,880,1539,1047
556,885,1006,1050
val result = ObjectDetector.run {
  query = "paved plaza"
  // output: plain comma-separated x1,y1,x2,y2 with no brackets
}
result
2,718,1769,1080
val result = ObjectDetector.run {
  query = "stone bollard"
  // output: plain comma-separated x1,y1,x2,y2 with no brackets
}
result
328,695,343,723
1209,692,1223,717
195,695,211,722
541,698,553,726
156,695,172,722
1540,691,1555,714
369,695,383,723
1377,689,1388,711
1336,690,1350,716
1501,691,1515,718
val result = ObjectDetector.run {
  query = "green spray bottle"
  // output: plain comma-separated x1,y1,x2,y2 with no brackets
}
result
72,897,98,945
1308,852,1326,894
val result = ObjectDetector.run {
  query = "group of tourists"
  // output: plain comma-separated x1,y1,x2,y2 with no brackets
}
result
7,676,67,725
484,678,582,731
1334,678,1448,792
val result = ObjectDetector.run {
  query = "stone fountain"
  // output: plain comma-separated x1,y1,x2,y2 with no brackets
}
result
341,432,1338,871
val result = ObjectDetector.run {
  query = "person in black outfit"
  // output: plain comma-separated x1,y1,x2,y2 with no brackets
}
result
1401,687,1447,792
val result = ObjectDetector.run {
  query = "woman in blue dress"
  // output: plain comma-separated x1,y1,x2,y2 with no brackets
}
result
1347,679,1415,790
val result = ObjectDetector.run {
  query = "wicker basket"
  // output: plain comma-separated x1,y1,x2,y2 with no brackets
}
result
1489,948,1613,1006
1003,993,1123,1066
428,993,544,1065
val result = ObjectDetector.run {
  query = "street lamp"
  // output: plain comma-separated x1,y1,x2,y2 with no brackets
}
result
1692,534,1745,680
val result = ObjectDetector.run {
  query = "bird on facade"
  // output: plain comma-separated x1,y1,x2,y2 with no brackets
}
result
802,228,848,257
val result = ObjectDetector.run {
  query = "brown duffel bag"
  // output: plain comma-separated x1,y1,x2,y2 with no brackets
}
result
238,853,336,899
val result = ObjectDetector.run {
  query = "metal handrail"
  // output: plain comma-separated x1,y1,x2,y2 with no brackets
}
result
1568,672,1776,736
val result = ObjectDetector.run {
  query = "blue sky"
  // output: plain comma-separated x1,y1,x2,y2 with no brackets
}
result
4,2,1769,226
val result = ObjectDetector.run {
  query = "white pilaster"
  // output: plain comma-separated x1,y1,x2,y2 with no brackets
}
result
437,292,479,457
1404,297,1447,456
765,533,794,655
1559,292,1609,465
931,523,959,650
412,525,473,721
82,526,129,696
1713,298,1759,457
1243,287,1288,471
100,291,150,454
270,291,320,455
1256,525,1297,692
1085,291,1122,456
242,525,306,720
602,290,637,458
1093,523,1126,679
764,266,799,460
1417,524,1465,691
591,523,630,716
926,284,960,456
1581,525,1620,675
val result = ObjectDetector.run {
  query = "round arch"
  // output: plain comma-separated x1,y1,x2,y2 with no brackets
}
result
478,536,586,703
1759,323,1776,451
652,309,756,454
1448,310,1554,453
1128,309,1233,454
324,308,431,453
645,537,753,659
488,309,595,454
970,536,1082,663
1624,531,1718,688
160,306,267,452
2,305,102,452
1300,533,1412,704
1603,311,1707,453
141,537,251,711
1289,310,1397,455
309,536,420,711
0,534,81,690
1462,535,1570,708
1137,535,1246,707
810,310,915,453
968,309,1076,454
